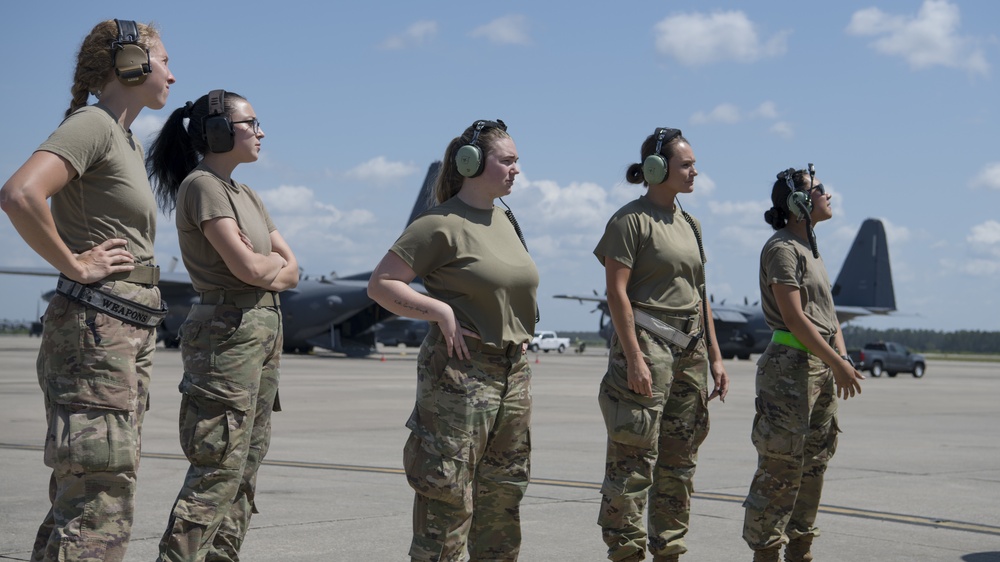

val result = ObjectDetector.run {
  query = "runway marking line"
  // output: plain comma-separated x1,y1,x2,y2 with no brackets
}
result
4,442,998,536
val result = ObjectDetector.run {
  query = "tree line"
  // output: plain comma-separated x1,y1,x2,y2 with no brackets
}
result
841,325,1000,354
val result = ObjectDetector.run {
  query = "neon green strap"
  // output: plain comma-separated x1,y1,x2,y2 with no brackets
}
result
772,330,811,353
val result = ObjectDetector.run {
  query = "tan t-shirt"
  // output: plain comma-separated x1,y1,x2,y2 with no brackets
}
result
594,195,704,316
391,197,539,349
38,104,157,263
176,167,276,293
759,229,839,338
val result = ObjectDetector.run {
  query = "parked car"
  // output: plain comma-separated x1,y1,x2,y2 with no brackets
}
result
375,318,429,347
849,341,926,378
530,330,570,353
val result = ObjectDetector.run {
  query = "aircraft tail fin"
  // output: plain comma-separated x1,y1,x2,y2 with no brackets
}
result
831,218,896,313
407,161,441,226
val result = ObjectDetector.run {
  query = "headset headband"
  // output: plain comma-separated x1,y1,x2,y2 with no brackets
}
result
207,89,226,118
468,119,507,146
113,19,140,49
652,127,682,156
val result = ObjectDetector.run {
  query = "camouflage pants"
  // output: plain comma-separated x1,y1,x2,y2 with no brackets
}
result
33,280,159,562
742,342,839,551
598,323,710,561
158,304,282,562
404,327,531,562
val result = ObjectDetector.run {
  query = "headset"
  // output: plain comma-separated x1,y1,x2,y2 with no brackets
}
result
641,127,682,185
111,19,151,86
202,90,235,153
455,119,507,178
781,163,817,220
780,163,820,257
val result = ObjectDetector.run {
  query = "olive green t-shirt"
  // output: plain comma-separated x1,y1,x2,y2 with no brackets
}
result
593,195,704,316
390,197,539,349
759,229,839,338
176,166,276,293
37,105,157,263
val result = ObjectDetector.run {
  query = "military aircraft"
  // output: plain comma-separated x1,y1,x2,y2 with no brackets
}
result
556,218,897,359
0,162,441,357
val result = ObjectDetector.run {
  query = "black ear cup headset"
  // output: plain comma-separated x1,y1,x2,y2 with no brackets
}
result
111,19,151,86
641,127,682,185
779,163,820,257
202,89,235,153
455,119,507,178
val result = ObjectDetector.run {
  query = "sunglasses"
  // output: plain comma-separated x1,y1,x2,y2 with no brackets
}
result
808,183,826,197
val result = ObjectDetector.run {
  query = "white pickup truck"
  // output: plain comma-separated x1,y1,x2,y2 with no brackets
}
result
530,330,570,353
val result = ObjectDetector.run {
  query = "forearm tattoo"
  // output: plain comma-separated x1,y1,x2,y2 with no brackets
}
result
394,298,430,317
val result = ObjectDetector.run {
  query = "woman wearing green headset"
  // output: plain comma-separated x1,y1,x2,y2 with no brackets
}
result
594,128,729,562
743,166,864,562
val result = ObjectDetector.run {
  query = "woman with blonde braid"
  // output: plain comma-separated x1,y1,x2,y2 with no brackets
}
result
0,19,174,562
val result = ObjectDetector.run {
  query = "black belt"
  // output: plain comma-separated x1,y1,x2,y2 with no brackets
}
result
56,276,166,328
200,289,280,309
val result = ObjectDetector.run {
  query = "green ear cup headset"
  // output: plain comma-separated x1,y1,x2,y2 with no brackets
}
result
455,119,507,178
641,127,682,185
111,19,151,86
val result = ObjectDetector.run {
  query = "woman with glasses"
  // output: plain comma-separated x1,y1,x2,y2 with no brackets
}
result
594,128,729,562
743,166,863,562
368,119,538,561
146,90,298,562
0,19,174,561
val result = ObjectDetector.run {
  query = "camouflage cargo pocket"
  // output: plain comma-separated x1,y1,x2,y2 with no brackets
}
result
598,384,661,450
177,378,252,469
402,403,472,507
44,404,138,473
38,295,134,410
750,396,806,461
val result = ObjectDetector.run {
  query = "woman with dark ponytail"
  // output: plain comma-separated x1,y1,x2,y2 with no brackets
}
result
743,167,864,562
368,119,538,561
147,90,298,562
0,19,174,562
594,128,729,562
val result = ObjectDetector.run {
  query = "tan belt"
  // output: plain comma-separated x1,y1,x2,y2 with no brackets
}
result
103,264,160,285
632,308,701,352
200,289,280,308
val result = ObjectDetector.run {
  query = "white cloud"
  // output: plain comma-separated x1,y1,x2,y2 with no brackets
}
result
690,103,742,124
470,15,531,46
768,121,794,139
750,101,778,120
345,156,418,186
970,162,1000,190
846,0,989,75
653,11,788,66
967,220,1000,247
380,20,438,50
132,113,166,147
258,185,375,230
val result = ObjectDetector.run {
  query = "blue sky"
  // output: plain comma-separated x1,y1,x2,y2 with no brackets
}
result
1,0,998,333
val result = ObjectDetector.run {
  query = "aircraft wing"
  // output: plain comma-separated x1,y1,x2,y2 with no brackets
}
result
0,266,59,277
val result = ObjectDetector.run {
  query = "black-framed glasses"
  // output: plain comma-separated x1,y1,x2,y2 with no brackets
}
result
232,118,261,135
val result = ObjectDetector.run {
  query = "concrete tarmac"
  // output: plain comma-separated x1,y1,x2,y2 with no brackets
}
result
0,335,998,561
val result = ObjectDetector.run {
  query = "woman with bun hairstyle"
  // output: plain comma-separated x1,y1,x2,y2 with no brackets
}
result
0,19,174,562
742,167,863,562
594,128,729,562
147,90,298,562
368,119,538,561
